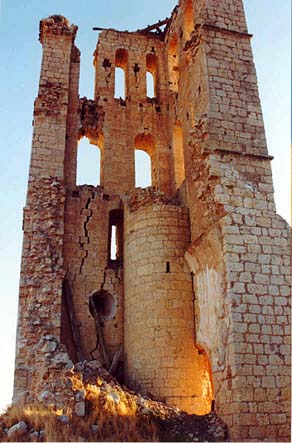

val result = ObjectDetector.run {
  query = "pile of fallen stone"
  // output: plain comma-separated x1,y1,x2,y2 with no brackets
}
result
1,354,228,442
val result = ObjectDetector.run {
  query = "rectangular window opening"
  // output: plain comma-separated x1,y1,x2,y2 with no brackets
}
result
108,209,124,267
110,225,117,260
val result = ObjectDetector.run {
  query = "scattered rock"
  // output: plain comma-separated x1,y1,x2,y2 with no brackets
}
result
86,360,102,371
52,352,70,365
75,389,86,401
41,340,57,353
75,401,86,417
65,360,74,370
103,383,111,393
91,425,98,433
7,421,27,440
29,431,39,442
43,334,54,340
38,390,54,403
75,361,86,372
136,395,145,406
107,392,120,404
57,415,69,424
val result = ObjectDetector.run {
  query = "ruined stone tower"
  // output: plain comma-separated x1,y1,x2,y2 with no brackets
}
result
14,1,291,441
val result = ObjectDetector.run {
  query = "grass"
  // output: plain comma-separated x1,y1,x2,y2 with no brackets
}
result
0,376,158,442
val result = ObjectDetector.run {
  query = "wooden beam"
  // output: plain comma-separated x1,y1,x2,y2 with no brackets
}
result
63,280,85,362
89,297,111,369
136,18,170,34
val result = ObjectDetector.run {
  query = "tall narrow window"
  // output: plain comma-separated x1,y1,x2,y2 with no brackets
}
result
115,68,126,99
168,34,179,92
135,150,152,188
108,210,124,267
146,72,155,98
173,122,185,189
110,225,117,260
115,48,128,99
146,53,158,99
77,137,101,186
134,133,156,188
184,0,194,41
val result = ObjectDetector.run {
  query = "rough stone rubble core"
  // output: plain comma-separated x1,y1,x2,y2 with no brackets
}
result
13,2,290,443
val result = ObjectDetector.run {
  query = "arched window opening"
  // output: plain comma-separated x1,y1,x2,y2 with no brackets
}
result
115,68,126,99
77,137,101,186
146,53,158,99
173,122,185,189
168,34,179,92
115,48,128,99
108,209,124,267
134,133,155,188
184,0,195,41
135,150,152,188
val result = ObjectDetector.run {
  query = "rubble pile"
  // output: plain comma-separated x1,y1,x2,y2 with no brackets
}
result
1,352,228,442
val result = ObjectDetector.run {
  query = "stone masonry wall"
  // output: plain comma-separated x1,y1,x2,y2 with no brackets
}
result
14,177,65,403
185,145,291,441
124,192,213,415
93,31,172,196
14,16,77,403
14,2,291,442
165,1,291,440
63,186,124,363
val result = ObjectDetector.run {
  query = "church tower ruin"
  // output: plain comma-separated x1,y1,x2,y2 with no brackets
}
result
14,1,291,441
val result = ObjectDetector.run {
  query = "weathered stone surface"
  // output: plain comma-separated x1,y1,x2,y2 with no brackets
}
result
13,2,291,443
41,340,58,354
107,392,120,404
52,352,70,366
86,360,102,371
57,415,70,424
7,421,27,440
75,389,86,401
29,431,39,442
38,390,54,404
75,401,86,417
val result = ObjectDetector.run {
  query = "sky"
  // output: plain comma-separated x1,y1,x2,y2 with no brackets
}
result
0,0,290,412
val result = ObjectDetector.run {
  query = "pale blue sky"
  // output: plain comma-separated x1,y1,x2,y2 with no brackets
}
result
0,0,290,411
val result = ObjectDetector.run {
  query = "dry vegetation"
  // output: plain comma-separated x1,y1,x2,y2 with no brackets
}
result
0,368,227,442
0,377,158,442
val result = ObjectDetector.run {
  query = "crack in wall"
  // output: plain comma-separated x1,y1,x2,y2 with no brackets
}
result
100,267,107,291
79,193,94,275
